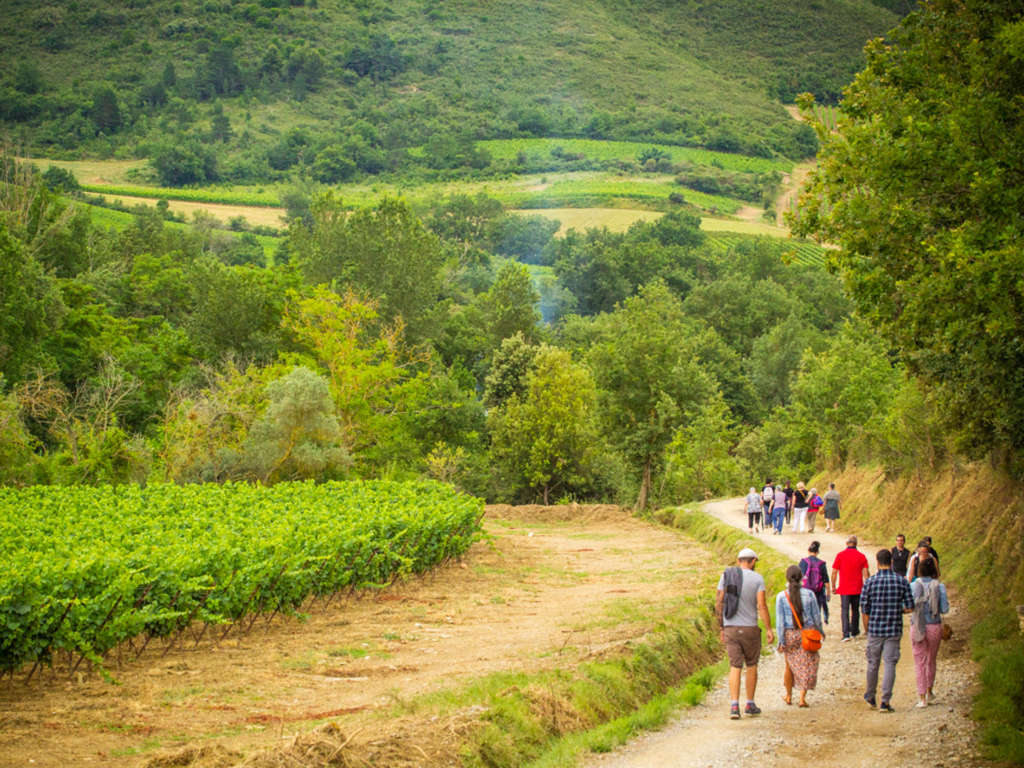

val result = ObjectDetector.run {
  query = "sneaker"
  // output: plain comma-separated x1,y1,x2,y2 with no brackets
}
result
880,702,895,713
864,694,876,708
744,702,762,716
730,703,741,719
916,700,928,708
841,636,852,642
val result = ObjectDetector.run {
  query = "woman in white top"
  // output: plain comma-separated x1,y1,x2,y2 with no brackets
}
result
745,487,762,532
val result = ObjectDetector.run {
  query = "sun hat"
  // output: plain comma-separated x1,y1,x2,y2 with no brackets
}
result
738,547,758,560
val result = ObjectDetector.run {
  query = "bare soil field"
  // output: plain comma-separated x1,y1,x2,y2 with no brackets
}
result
101,194,287,229
0,505,713,768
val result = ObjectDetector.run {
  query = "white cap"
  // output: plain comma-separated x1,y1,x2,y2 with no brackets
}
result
738,547,758,560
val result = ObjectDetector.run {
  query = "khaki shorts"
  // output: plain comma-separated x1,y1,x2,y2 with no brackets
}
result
724,625,762,668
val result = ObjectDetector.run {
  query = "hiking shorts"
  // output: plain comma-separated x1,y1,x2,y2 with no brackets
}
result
723,625,762,668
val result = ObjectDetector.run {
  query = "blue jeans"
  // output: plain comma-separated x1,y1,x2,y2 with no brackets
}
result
772,507,785,533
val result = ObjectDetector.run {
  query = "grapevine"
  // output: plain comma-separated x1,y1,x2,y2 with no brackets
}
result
0,480,483,677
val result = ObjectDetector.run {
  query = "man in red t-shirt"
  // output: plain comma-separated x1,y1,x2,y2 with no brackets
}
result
832,535,870,641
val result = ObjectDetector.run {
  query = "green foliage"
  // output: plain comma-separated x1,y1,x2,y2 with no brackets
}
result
149,137,219,186
737,321,902,480
479,262,542,349
0,379,39,486
483,333,539,409
0,222,61,381
584,282,715,509
0,480,484,673
666,392,748,502
1,0,896,181
488,346,605,503
549,211,708,316
791,0,1024,460
243,366,349,482
289,195,444,339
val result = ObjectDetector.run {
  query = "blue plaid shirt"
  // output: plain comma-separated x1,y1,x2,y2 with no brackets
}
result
860,568,914,637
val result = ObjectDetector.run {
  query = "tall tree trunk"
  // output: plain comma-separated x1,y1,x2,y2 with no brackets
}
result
635,458,652,511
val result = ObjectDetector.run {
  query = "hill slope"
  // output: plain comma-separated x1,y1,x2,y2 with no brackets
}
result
1,0,899,182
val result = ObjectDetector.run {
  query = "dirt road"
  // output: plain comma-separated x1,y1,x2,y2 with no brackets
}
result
0,505,711,768
587,498,983,768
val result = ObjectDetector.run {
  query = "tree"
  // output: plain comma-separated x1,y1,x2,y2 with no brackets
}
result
244,366,349,482
489,346,602,504
483,332,538,408
186,257,291,362
586,282,715,510
89,86,122,134
0,223,60,382
209,103,233,142
666,391,747,502
289,195,444,339
479,262,542,348
150,137,218,186
0,377,39,485
791,0,1024,458
281,287,426,470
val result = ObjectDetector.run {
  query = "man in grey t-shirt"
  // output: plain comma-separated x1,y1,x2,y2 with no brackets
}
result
715,547,775,719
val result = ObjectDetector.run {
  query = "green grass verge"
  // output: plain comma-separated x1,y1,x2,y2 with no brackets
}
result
815,466,1024,765
525,662,726,767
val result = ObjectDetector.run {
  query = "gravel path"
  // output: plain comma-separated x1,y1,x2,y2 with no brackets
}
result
586,498,984,768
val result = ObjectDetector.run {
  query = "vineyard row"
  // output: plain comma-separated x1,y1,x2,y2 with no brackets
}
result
0,480,484,678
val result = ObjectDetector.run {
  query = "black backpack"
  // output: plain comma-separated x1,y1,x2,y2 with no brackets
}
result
722,566,743,619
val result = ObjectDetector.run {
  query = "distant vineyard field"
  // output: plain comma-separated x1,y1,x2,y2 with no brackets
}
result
705,231,830,267
0,481,483,677
80,184,282,207
479,139,793,174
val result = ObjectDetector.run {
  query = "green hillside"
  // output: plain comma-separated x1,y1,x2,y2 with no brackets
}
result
1,0,899,184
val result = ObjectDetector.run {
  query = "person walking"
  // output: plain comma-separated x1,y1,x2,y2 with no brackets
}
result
776,564,824,707
783,480,795,527
832,535,869,641
908,539,941,581
823,482,841,532
745,487,762,533
772,484,787,535
761,480,774,531
807,488,824,533
861,548,914,711
715,548,775,719
910,557,949,707
800,540,830,625
792,482,810,533
890,534,911,579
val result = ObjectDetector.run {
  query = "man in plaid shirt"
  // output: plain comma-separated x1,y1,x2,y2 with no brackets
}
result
860,548,914,711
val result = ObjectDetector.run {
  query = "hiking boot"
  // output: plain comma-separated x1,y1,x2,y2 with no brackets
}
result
880,702,895,713
864,694,876,708
744,702,762,716
729,703,741,719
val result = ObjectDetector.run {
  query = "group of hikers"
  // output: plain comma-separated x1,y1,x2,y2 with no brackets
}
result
745,479,842,535
715,529,949,718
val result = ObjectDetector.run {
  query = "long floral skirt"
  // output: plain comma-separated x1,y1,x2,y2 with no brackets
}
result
782,628,819,691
